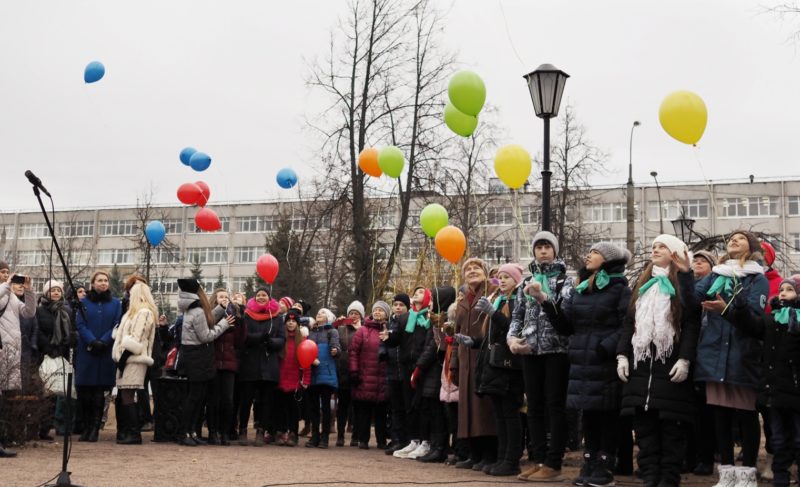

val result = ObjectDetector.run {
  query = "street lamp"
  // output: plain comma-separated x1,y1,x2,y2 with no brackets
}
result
671,209,696,244
650,171,664,234
523,63,569,232
626,121,641,257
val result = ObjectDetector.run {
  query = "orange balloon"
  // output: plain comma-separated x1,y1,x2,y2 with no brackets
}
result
358,147,382,177
434,225,467,264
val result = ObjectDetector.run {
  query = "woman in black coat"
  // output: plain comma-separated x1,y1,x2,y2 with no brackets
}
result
542,242,632,487
616,235,700,487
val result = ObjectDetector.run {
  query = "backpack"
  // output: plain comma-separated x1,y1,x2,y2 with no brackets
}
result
164,315,184,373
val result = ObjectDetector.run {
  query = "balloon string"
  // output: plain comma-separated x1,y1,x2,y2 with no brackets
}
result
691,146,727,244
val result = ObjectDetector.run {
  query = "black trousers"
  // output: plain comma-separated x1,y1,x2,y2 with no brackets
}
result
274,390,301,435
583,410,619,455
336,387,356,440
308,385,335,440
136,369,155,424
388,378,419,442
634,409,686,487
419,397,447,448
468,435,498,464
490,393,523,466
713,405,759,466
523,353,569,469
181,380,210,436
208,370,236,436
239,381,275,432
354,400,388,445
769,407,800,486
76,385,106,429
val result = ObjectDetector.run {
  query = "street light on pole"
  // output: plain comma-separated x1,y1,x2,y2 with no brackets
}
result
626,121,641,258
650,171,664,234
523,64,569,232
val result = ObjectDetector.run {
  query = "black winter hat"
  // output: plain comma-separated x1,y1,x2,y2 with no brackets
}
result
392,293,411,310
177,278,200,294
285,309,302,324
296,299,313,316
431,286,456,314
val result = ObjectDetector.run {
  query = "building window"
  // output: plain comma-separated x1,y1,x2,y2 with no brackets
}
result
100,220,136,236
483,206,513,226
482,240,513,263
152,248,181,264
152,280,179,294
719,197,779,218
59,221,94,238
790,233,800,254
584,203,626,223
16,250,48,266
230,277,250,293
488,178,510,194
67,251,92,267
1,224,16,240
203,281,223,293
18,223,50,239
403,241,423,261
187,217,230,233
234,247,260,264
162,219,183,234
291,215,329,231
520,206,540,226
788,196,800,216
648,199,709,221
237,216,260,233
376,247,391,261
97,249,135,265
186,247,228,264
371,209,396,229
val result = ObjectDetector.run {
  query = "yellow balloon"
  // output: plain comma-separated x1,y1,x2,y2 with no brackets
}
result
493,144,532,189
658,90,707,145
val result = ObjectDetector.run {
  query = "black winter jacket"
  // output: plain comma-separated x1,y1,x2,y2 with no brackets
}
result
237,313,286,382
617,270,701,422
544,259,632,411
415,327,445,399
385,313,425,381
475,296,523,398
727,297,800,411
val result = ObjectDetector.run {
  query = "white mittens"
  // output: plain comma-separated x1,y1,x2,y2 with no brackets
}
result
616,355,629,383
669,358,690,383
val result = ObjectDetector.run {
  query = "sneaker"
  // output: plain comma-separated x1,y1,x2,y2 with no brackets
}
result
574,452,594,486
393,440,420,458
407,441,431,459
711,465,735,487
733,467,757,487
526,465,562,482
585,452,614,487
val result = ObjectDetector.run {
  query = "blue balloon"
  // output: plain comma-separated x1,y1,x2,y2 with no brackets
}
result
84,61,105,83
276,168,298,189
189,152,211,171
145,221,166,246
180,147,197,166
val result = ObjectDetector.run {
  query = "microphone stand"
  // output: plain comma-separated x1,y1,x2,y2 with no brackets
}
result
29,184,85,487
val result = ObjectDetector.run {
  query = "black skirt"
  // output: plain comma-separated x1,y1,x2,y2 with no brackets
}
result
177,343,216,382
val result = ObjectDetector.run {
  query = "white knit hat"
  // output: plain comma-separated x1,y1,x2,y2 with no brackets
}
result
318,308,336,324
42,279,64,296
346,300,365,318
653,234,688,257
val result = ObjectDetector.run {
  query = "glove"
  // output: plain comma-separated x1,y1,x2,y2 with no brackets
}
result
454,334,474,348
616,355,629,383
475,297,495,316
508,337,532,355
89,340,106,355
116,350,132,373
669,358,690,383
410,367,421,389
349,372,361,387
524,281,548,303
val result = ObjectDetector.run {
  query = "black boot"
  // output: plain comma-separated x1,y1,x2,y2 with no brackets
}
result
417,447,447,463
77,394,91,442
574,451,595,486
586,452,615,487
117,404,142,445
114,395,126,442
87,389,105,442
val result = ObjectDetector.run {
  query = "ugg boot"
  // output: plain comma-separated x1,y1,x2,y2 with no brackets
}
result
760,453,774,481
711,465,736,487
732,467,757,487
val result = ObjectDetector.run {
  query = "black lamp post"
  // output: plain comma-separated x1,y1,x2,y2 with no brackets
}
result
671,209,696,244
524,64,569,232
650,171,664,234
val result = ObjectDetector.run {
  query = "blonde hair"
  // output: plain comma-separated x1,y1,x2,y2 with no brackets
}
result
125,282,158,322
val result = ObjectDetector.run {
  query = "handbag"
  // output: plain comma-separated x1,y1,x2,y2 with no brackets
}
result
486,304,522,370
39,355,77,398
165,346,179,371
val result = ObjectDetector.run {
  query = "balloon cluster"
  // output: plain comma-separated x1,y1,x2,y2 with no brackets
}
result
176,148,221,231
444,71,486,138
417,203,467,265
179,147,212,172
358,146,405,179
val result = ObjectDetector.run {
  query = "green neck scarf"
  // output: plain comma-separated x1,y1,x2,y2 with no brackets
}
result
405,307,430,333
575,270,625,294
638,275,676,297
707,275,736,299
530,270,560,298
493,295,509,310
773,307,800,325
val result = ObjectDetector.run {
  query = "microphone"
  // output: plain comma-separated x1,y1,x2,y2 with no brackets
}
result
24,170,51,197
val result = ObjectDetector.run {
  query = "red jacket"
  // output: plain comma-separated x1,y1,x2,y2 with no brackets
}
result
214,317,247,372
348,317,387,402
765,268,783,313
278,331,311,393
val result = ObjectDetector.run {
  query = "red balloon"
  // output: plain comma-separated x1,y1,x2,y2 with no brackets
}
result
194,208,221,232
256,253,279,284
195,181,211,207
297,339,318,369
177,183,202,205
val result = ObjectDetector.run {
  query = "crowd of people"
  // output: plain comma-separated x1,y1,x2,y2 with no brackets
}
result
0,228,797,487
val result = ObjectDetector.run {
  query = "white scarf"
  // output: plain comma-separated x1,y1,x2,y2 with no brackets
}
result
632,265,675,368
711,259,764,278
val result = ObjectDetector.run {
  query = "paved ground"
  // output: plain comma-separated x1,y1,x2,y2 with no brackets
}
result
5,412,774,487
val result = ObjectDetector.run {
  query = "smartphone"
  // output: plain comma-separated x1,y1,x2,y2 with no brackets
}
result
10,275,26,285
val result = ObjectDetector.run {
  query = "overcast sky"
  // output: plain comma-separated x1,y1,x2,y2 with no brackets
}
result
1,0,798,212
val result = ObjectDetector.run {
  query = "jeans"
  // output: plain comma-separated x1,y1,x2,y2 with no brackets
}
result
523,353,569,469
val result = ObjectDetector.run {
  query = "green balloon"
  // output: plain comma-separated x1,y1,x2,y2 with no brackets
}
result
448,70,486,117
420,203,449,238
444,102,478,137
378,146,405,178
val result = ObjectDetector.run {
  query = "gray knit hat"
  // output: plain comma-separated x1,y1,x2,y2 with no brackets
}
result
532,230,559,257
692,250,716,268
372,300,391,318
590,241,632,264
